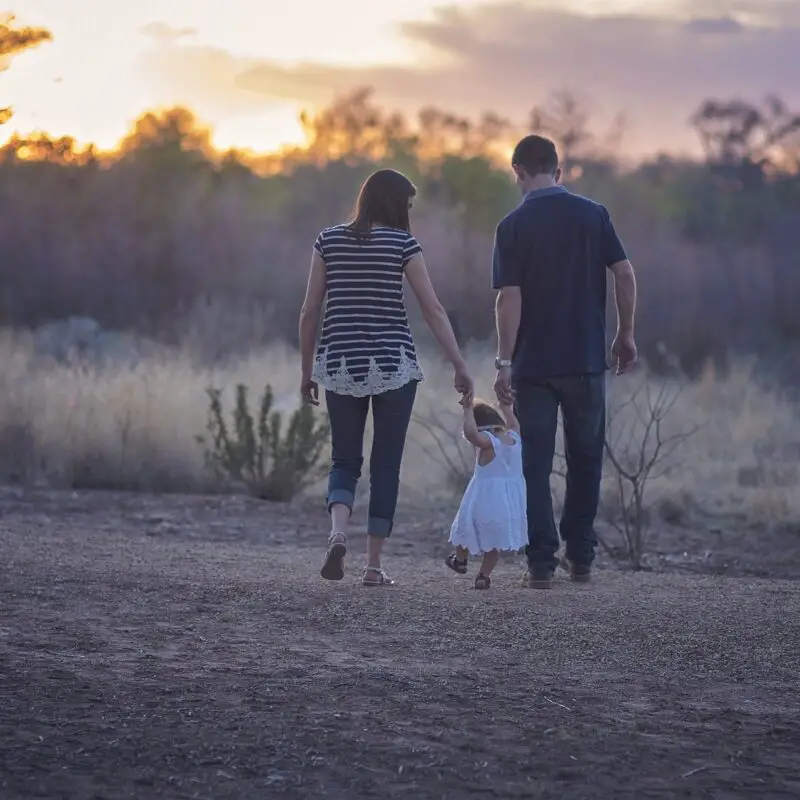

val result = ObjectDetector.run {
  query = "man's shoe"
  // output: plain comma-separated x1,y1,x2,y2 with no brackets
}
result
523,568,554,589
559,554,592,583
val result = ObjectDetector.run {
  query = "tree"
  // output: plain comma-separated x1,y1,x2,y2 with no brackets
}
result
0,14,52,124
117,107,214,161
690,95,800,186
530,89,626,173
599,380,702,569
299,87,416,164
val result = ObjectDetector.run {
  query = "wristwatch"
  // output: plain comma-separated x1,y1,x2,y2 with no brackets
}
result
494,357,512,369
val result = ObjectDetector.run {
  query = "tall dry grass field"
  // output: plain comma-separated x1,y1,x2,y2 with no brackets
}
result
0,328,798,534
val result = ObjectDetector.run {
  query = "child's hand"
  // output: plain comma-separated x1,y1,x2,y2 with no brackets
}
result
459,394,473,409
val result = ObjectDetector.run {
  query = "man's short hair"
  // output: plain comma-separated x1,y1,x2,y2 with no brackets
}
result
511,135,559,177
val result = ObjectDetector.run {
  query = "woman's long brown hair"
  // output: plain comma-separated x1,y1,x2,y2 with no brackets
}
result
348,168,416,236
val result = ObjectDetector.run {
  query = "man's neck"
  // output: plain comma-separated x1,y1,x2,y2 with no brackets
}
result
521,175,557,195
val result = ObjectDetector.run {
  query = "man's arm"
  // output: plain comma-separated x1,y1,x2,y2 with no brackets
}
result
491,220,522,362
491,219,522,401
496,287,522,361
609,259,636,336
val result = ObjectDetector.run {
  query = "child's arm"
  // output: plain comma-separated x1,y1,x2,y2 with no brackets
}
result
498,401,520,434
461,399,493,450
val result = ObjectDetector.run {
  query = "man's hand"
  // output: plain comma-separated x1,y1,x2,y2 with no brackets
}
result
493,366,514,405
611,331,637,375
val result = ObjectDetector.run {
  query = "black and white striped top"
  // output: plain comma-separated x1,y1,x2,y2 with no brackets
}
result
311,225,425,397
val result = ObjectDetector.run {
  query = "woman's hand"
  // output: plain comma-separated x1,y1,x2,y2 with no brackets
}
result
301,377,319,406
299,248,326,404
454,362,474,406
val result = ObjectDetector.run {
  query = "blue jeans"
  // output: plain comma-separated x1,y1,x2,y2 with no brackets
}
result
514,374,606,572
325,381,417,538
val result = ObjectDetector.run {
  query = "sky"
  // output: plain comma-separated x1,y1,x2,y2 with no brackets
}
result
3,0,800,157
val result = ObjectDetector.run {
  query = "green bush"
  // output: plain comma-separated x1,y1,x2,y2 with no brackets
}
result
197,383,330,501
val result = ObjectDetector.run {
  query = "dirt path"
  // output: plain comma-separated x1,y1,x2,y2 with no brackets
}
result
1,490,799,799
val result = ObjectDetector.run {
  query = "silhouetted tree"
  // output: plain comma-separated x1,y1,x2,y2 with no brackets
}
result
530,90,626,173
0,14,52,124
690,95,800,187
0,91,797,369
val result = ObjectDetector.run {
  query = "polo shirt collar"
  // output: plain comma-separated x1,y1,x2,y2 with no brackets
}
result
523,185,567,201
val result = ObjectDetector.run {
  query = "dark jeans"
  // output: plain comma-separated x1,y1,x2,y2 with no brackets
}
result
514,374,606,572
325,381,417,538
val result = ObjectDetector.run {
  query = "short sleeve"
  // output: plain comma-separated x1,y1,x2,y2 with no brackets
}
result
601,207,627,267
491,220,521,289
313,231,325,258
402,234,422,266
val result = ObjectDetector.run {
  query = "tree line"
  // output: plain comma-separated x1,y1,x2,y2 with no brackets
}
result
1,17,799,377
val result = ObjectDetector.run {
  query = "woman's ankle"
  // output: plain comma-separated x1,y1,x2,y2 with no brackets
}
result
366,533,385,569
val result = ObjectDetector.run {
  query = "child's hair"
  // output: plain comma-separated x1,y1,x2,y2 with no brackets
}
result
473,400,507,431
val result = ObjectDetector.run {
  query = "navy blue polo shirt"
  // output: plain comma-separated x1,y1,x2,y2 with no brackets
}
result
492,185,627,380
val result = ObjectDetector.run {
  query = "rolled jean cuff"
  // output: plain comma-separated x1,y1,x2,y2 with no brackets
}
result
327,489,354,514
368,516,393,538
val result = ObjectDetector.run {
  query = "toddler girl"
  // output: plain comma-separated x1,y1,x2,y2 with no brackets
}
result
446,397,527,589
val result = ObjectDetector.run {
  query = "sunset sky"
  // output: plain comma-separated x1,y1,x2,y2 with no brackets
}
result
4,0,800,157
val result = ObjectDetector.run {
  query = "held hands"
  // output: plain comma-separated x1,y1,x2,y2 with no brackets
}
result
493,366,514,405
454,362,474,406
611,331,638,375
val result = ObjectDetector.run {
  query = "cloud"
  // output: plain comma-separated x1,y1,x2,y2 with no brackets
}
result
137,34,284,118
683,16,745,34
140,22,197,44
139,3,800,155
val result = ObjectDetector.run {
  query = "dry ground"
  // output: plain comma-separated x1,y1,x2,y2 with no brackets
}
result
1,488,799,799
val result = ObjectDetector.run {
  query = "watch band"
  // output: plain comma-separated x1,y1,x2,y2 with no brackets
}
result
495,357,512,369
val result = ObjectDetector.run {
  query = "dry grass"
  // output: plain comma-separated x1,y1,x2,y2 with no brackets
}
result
0,327,798,530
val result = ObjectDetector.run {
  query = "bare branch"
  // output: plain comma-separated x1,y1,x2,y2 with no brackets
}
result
409,409,472,492
599,376,704,568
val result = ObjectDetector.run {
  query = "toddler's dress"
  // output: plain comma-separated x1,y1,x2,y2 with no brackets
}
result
449,430,528,555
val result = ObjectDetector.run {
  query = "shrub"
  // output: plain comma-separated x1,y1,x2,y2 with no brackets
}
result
599,379,702,569
197,383,330,501
409,407,473,496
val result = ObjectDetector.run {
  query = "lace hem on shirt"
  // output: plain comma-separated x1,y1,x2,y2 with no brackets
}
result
312,346,425,397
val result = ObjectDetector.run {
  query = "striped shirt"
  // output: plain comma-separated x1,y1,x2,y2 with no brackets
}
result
311,225,425,397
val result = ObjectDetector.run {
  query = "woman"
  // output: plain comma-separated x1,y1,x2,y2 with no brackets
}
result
299,168,473,586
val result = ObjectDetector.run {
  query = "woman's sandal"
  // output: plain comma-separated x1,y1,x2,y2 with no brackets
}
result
474,573,491,590
320,532,347,581
445,552,468,575
361,566,395,587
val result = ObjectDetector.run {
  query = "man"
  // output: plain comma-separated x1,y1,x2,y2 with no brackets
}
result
492,134,637,589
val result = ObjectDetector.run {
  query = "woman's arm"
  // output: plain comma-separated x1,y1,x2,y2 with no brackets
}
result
298,249,326,382
498,402,520,434
405,252,467,372
462,400,493,450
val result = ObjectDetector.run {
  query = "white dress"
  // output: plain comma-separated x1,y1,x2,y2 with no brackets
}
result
449,430,528,555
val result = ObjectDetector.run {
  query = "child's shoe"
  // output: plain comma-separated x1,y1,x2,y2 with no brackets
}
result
445,552,468,574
